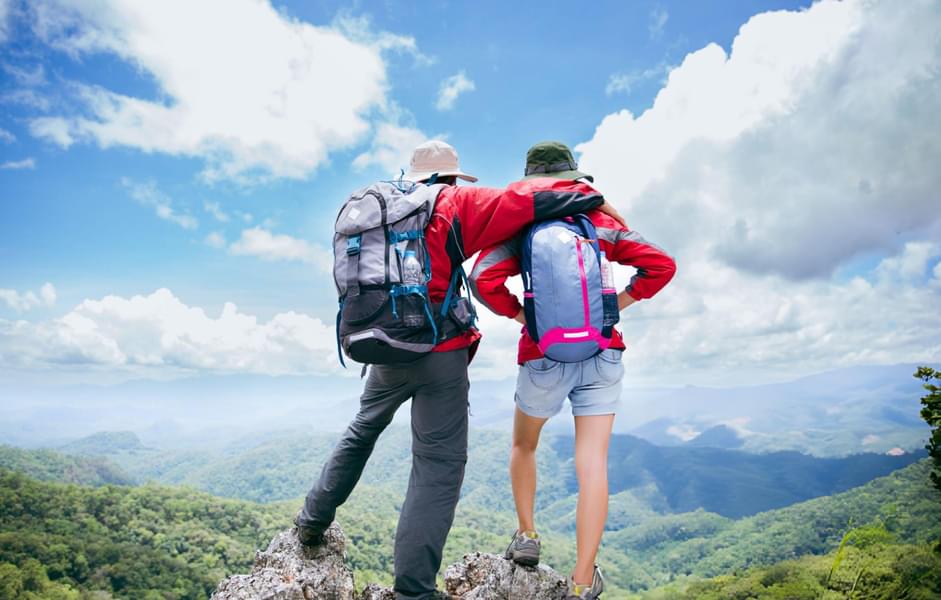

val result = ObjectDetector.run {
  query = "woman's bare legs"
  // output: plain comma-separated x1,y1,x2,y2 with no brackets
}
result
510,406,549,532
571,413,615,584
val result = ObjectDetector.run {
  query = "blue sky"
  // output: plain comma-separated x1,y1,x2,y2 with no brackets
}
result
0,0,939,390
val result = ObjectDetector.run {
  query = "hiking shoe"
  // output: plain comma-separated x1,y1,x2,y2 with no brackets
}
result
566,565,604,599
294,510,324,547
504,530,541,566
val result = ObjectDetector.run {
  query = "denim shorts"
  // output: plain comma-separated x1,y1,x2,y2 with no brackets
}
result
514,349,624,418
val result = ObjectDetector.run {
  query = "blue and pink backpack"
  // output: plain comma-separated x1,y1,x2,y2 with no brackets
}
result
521,215,620,362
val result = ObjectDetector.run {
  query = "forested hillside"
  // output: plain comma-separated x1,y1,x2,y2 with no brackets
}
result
60,427,924,519
1,457,937,598
0,445,132,487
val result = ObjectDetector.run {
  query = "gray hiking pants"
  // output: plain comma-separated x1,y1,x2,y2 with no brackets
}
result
299,348,470,600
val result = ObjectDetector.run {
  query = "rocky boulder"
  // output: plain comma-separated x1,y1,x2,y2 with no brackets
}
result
445,552,567,599
212,524,568,600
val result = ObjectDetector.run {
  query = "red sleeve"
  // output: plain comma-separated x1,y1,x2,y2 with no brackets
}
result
468,240,522,319
447,179,604,256
593,213,676,301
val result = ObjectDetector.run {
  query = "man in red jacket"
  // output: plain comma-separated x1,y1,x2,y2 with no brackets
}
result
297,141,625,600
469,142,675,599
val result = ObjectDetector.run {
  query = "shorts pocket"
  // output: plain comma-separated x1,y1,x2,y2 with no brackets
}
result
593,349,624,384
525,358,565,390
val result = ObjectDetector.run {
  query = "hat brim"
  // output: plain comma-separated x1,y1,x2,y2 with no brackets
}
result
522,169,594,183
405,169,478,183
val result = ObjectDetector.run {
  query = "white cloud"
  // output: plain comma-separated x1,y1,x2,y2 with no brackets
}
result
3,63,46,87
0,288,341,376
39,283,56,305
0,283,56,312
0,128,15,143
0,158,35,170
435,71,475,111
29,117,73,147
203,201,229,223
204,231,226,248
352,121,429,176
332,12,434,66
570,0,941,385
121,178,197,230
230,226,331,271
26,1,416,182
649,6,669,39
605,63,672,96
1,89,51,110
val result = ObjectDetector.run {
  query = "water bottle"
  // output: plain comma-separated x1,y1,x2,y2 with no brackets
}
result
600,251,615,290
401,250,424,327
600,251,619,327
402,250,423,286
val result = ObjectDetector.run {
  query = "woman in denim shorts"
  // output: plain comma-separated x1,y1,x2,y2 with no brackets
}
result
470,143,676,600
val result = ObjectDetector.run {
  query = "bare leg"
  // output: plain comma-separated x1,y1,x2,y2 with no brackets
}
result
572,414,615,584
510,406,549,533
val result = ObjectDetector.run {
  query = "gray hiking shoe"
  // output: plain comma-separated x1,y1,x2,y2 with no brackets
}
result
294,510,324,547
504,530,541,566
566,565,605,599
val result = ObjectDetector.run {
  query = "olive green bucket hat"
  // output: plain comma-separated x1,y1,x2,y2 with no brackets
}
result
522,141,593,182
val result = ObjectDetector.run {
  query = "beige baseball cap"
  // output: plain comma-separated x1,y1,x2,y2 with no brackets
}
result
404,140,478,183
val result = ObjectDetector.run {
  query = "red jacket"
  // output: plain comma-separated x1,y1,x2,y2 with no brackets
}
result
469,207,676,364
424,177,605,354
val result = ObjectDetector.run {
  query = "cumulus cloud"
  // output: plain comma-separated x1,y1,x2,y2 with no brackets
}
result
352,121,429,176
121,178,197,230
0,288,340,376
0,158,35,169
435,71,475,111
569,0,941,385
0,127,15,143
25,0,415,182
0,283,56,312
229,227,332,271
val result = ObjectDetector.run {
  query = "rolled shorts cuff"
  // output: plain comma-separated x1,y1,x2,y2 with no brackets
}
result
571,398,621,417
514,392,564,419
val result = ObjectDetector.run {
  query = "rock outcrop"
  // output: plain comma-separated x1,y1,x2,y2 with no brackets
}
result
212,524,355,599
445,552,567,599
212,525,568,600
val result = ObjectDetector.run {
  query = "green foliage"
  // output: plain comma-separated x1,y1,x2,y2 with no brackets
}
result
646,541,941,600
0,468,292,599
0,446,133,487
915,366,941,495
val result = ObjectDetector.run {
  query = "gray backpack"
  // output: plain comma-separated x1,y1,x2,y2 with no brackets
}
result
333,180,474,366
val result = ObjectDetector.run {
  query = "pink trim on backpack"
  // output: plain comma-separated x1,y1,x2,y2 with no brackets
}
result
537,326,612,353
575,239,591,327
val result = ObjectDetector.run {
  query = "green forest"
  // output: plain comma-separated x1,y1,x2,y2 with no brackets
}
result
0,368,938,598
0,454,938,598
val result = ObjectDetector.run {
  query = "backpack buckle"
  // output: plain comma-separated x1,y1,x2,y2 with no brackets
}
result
346,235,362,256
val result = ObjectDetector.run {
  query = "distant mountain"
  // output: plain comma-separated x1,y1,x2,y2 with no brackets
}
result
0,445,133,486
3,363,934,457
55,425,925,520
685,424,744,449
60,430,147,455
620,363,934,456
551,433,926,518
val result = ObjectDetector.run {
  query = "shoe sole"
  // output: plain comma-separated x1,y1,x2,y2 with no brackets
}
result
505,549,540,567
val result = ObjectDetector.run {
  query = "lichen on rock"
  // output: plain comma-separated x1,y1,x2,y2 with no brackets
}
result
213,524,568,600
